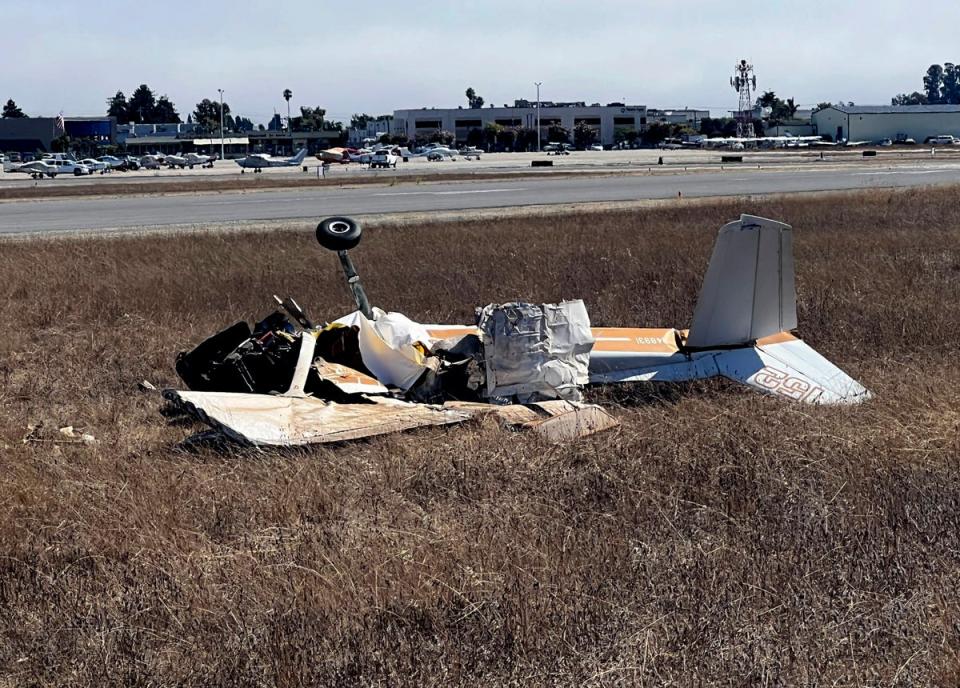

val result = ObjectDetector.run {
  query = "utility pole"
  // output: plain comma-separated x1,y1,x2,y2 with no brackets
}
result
283,89,293,154
535,81,542,152
217,88,225,161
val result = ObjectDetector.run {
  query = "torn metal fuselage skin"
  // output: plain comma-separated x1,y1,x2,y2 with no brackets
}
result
162,214,870,449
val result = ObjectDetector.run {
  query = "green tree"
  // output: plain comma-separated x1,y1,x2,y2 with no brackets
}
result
891,92,929,106
2,99,26,118
812,102,834,113
573,121,597,148
50,134,71,153
106,91,128,121
924,64,944,104
546,124,570,143
465,87,484,109
641,122,690,145
153,95,180,123
291,106,326,131
428,129,455,145
193,98,230,133
613,127,639,145
128,84,157,123
465,128,485,147
756,90,780,110
283,88,293,129
698,117,737,137
351,113,372,129
513,127,538,151
942,63,960,104
754,91,800,124
483,122,504,148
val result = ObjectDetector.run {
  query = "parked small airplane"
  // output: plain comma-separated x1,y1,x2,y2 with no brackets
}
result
7,160,59,179
163,152,215,169
408,146,458,161
139,154,164,169
184,152,216,168
236,148,308,173
703,135,823,148
162,214,871,449
317,147,349,164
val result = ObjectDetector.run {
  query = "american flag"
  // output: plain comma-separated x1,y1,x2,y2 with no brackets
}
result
55,112,65,133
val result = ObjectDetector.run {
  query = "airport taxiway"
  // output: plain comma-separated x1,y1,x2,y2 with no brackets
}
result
2,162,960,234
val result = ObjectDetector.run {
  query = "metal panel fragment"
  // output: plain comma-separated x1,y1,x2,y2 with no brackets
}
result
478,301,594,402
164,390,470,446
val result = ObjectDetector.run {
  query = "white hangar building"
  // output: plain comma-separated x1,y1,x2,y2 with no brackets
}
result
812,104,960,143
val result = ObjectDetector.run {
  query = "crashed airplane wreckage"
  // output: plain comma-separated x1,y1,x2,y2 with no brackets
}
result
162,214,870,447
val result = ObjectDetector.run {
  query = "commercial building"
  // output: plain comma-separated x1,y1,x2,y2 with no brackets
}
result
0,116,115,153
118,122,248,156
812,104,960,142
117,122,343,157
347,116,393,146
647,108,709,127
248,129,344,156
392,101,647,146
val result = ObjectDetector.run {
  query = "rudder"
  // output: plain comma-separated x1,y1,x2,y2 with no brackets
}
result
686,214,797,348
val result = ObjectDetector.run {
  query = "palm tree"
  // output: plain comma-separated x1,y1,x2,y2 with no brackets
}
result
283,89,293,132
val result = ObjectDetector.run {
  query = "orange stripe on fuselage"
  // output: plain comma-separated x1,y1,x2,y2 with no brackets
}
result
591,328,681,353
425,326,682,355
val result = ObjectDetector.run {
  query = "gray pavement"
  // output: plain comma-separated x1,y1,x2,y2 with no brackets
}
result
2,163,960,234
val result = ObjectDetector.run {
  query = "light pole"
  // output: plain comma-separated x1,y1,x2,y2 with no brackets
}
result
217,88,225,161
534,82,542,152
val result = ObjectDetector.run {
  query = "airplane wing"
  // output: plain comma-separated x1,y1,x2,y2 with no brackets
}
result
164,390,471,446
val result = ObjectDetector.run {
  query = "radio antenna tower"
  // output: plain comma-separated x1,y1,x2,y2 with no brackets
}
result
730,59,756,138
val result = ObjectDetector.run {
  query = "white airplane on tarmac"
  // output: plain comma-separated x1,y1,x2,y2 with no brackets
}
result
164,152,216,169
235,148,308,173
7,160,59,179
704,135,824,148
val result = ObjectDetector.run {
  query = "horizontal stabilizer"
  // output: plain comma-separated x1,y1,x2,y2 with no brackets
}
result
714,336,870,404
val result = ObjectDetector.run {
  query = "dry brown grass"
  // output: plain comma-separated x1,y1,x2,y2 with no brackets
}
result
2,188,960,686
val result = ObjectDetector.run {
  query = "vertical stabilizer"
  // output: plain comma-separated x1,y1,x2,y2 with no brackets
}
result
686,215,797,348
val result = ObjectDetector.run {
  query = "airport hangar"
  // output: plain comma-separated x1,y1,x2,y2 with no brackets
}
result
392,102,650,146
812,104,960,142
0,116,115,152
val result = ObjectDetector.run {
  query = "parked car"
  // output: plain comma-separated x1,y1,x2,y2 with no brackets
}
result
80,158,109,173
47,160,91,176
588,144,604,151
370,149,399,168
98,155,126,170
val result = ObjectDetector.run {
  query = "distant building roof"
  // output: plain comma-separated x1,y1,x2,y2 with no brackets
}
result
827,104,960,115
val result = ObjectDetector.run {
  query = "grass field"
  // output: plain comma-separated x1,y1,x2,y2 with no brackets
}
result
2,188,959,685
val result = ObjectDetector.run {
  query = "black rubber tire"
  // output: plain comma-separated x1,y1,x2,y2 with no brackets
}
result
74,168,82,176
316,216,362,251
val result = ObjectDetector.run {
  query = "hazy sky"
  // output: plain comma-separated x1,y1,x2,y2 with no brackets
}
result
3,0,956,123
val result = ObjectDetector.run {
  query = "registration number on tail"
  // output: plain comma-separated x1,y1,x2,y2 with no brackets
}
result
750,366,824,403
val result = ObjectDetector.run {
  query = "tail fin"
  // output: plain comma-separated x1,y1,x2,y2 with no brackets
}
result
686,214,797,348
290,148,308,164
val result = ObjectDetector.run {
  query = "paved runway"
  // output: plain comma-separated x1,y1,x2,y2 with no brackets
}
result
2,163,960,234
